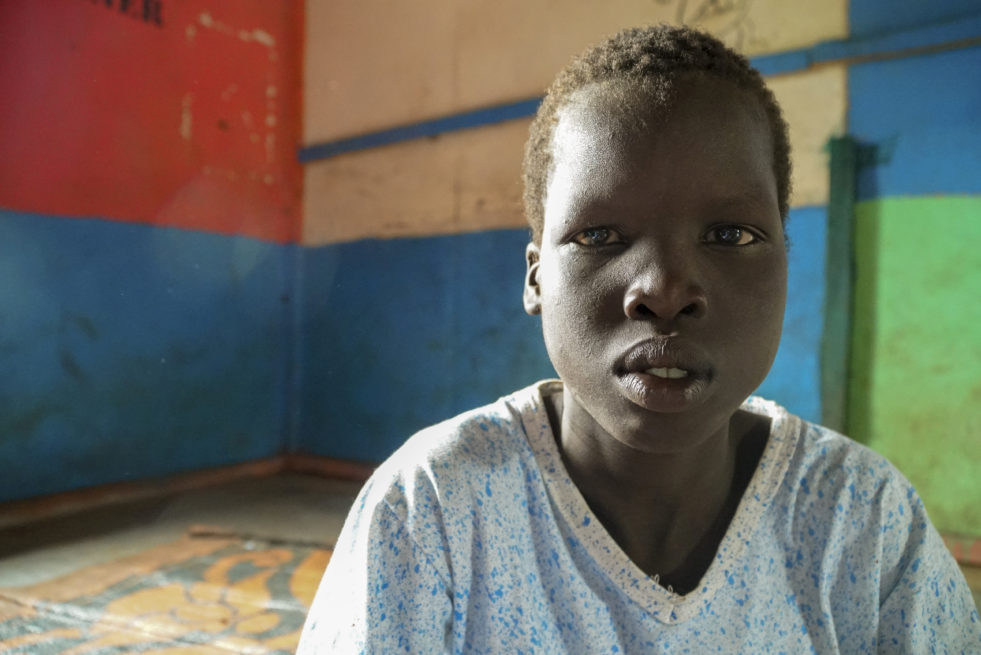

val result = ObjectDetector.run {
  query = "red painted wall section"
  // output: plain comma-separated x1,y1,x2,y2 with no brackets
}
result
0,1,302,243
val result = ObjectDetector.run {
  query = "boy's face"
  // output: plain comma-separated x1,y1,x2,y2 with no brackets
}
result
524,77,788,452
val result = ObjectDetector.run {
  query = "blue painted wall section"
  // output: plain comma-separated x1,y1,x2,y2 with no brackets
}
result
756,207,826,425
0,210,295,501
296,211,825,463
849,45,981,199
849,0,980,39
296,230,553,462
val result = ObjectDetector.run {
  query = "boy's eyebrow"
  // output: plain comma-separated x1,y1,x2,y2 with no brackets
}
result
704,186,781,212
562,185,779,216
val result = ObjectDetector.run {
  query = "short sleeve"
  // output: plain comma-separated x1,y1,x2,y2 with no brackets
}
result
297,494,453,654
876,497,981,653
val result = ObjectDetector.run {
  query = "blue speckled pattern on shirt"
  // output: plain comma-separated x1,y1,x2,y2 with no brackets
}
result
297,381,981,653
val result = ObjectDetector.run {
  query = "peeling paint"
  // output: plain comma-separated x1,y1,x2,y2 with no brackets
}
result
239,28,276,47
265,114,277,128
202,165,243,182
198,12,276,48
263,174,274,186
198,12,222,31
220,83,239,102
180,93,193,140
2,3,300,246
265,133,275,165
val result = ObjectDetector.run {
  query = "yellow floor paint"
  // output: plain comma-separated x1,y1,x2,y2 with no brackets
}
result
0,530,330,654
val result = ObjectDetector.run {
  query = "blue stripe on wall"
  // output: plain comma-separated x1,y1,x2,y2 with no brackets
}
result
849,0,980,39
0,210,294,501
298,209,825,463
298,98,542,163
849,45,981,199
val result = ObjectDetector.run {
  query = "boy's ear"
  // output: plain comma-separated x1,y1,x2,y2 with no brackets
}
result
523,243,542,316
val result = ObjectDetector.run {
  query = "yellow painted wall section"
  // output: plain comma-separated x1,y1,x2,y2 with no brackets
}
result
304,0,847,142
768,65,847,208
303,1,848,245
303,119,528,245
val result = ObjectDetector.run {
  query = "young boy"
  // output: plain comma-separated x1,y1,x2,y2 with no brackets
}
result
298,25,979,653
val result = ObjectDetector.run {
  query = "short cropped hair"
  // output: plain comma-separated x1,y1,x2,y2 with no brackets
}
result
522,25,792,244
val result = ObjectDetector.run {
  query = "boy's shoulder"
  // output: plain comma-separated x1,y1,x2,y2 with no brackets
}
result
395,380,548,468
794,411,914,495
742,395,921,521
743,395,910,484
357,381,553,514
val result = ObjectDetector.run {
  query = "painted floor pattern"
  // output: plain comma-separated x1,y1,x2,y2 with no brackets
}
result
0,528,330,654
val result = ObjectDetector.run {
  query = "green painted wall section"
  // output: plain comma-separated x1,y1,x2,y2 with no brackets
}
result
850,195,981,535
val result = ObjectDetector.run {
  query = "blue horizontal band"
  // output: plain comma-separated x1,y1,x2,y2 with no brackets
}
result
297,97,542,163
299,13,981,163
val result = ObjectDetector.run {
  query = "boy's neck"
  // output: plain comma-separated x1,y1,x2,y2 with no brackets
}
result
543,386,768,593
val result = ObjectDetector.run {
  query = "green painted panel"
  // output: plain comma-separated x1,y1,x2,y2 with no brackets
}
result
849,196,981,536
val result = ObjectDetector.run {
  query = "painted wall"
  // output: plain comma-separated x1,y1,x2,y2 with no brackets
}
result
847,38,981,535
0,2,303,501
849,0,979,38
0,1,302,242
0,213,295,500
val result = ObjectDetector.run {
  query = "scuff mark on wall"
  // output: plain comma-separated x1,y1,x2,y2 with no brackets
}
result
198,12,276,48
191,10,284,193
198,12,228,34
240,29,276,47
180,93,193,140
265,134,276,167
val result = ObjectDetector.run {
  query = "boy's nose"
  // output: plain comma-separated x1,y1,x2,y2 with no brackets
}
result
622,262,707,323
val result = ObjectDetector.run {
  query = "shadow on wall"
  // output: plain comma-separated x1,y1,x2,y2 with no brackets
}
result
848,201,880,444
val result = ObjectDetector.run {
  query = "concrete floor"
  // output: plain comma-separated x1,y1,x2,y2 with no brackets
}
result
0,473,362,588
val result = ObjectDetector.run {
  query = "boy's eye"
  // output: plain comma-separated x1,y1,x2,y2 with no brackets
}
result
703,225,760,246
572,228,620,246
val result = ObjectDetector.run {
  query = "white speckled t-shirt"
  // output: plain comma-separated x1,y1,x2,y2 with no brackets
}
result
298,381,980,653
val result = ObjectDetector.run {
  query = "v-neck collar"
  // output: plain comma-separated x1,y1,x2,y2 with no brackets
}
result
519,380,800,624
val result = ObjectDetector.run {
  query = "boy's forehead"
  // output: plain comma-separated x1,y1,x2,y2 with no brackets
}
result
556,79,671,141
557,75,763,138
544,75,777,231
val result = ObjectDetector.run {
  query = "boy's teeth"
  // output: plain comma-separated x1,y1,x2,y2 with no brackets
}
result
645,367,689,379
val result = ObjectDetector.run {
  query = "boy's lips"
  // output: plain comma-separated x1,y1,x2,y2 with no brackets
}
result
617,338,712,378
615,339,713,412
